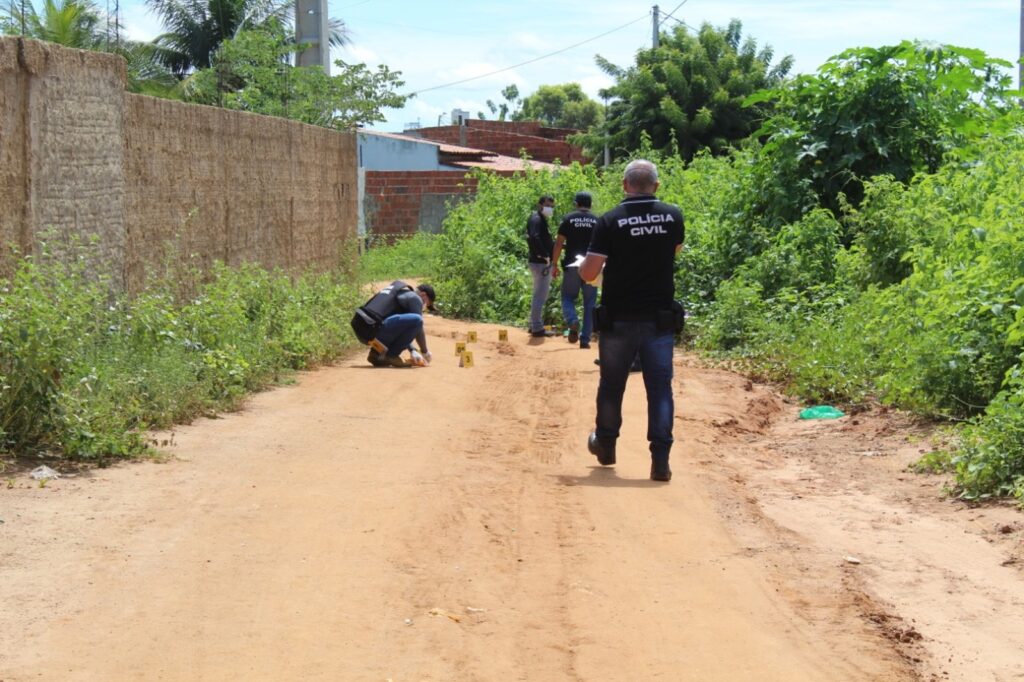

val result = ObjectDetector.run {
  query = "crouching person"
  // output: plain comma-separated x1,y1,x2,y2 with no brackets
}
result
353,281,436,367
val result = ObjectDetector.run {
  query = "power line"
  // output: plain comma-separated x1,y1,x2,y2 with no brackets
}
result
407,13,648,96
659,0,689,27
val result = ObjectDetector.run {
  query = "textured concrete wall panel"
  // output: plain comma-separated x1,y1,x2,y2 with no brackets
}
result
0,38,27,267
22,39,126,278
123,94,357,290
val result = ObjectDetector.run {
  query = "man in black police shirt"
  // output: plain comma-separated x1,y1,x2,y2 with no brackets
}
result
551,191,599,348
579,160,684,482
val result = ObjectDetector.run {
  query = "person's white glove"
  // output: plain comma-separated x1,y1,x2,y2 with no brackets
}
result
410,349,429,367
423,350,432,365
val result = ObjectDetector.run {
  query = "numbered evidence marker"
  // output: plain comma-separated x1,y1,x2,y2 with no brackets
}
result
498,329,508,341
455,341,467,355
459,351,475,368
467,331,478,343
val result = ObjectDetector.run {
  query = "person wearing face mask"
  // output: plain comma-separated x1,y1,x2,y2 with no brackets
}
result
525,194,557,337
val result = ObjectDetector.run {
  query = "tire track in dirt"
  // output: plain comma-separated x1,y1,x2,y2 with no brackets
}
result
6,317,1015,680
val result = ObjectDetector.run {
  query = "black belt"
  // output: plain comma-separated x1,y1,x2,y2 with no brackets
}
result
607,311,659,322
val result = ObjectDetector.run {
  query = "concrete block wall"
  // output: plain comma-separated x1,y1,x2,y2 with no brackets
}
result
0,37,358,290
363,171,478,239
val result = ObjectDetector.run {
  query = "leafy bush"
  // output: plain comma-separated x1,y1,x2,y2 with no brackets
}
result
0,244,363,460
359,231,440,282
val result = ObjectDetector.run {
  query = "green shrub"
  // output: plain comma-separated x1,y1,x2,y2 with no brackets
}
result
0,245,363,461
359,232,441,282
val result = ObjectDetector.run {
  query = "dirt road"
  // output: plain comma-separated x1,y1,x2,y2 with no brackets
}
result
2,316,1023,681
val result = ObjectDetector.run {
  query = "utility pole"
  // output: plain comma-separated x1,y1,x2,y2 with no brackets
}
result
652,5,659,49
295,0,331,75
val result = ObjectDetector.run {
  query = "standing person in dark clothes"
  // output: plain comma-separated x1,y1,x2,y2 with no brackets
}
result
551,191,599,349
579,160,684,482
525,195,556,338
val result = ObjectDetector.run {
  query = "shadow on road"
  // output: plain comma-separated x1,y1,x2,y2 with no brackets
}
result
553,468,668,488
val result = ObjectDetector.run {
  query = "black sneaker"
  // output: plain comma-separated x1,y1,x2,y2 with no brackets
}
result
367,349,386,367
588,431,616,466
650,454,672,482
568,322,580,344
530,329,555,337
579,341,590,349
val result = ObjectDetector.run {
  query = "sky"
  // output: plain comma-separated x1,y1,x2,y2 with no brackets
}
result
118,0,1023,132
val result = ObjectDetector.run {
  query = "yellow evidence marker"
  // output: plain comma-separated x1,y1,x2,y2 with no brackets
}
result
498,329,508,341
459,351,474,368
455,341,467,355
467,331,478,343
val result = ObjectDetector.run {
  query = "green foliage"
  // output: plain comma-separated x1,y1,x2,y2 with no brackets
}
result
359,232,440,282
0,243,362,460
516,83,604,130
184,29,407,128
955,359,1024,501
482,84,521,121
434,163,612,324
576,19,792,161
147,0,349,76
746,41,1017,224
1,0,178,95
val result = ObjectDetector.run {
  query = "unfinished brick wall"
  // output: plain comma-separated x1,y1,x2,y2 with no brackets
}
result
363,171,478,240
0,37,358,290
411,123,588,165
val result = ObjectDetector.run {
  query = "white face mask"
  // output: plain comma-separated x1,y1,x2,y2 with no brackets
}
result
541,206,554,218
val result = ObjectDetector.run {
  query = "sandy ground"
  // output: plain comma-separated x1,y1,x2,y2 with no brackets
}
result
2,315,1023,681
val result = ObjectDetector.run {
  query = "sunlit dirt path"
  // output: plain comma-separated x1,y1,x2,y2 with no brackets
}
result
3,315,1023,681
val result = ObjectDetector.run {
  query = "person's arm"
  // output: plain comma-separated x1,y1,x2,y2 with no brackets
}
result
551,235,566,278
414,328,428,355
579,253,606,283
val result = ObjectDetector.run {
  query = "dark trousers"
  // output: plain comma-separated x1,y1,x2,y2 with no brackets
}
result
595,320,674,457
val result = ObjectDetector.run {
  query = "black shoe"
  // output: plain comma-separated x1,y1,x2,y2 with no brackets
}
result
568,322,579,344
367,349,386,367
650,454,672,482
579,341,590,349
530,329,555,337
588,431,616,466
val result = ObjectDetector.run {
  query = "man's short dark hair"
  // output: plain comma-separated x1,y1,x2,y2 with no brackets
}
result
416,283,436,311
538,194,554,204
574,191,592,208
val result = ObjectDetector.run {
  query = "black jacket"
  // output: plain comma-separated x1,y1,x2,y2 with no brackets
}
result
525,211,554,264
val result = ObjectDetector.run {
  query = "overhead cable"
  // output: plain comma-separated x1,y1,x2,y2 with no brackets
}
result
407,13,648,96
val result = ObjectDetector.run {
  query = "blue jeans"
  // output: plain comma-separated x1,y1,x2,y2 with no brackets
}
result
375,313,423,357
528,262,552,333
595,320,674,457
560,267,598,343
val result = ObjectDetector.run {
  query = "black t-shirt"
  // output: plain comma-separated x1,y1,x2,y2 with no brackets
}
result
557,209,599,267
588,194,684,314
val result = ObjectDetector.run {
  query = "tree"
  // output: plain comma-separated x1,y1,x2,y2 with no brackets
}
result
2,0,179,96
184,29,407,129
515,82,603,130
483,84,520,121
575,19,792,161
746,41,1018,226
2,0,102,47
146,0,350,76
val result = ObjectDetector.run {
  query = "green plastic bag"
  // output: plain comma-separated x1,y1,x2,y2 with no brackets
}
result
799,405,845,420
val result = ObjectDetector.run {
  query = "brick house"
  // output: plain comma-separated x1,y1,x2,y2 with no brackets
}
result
357,130,555,242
